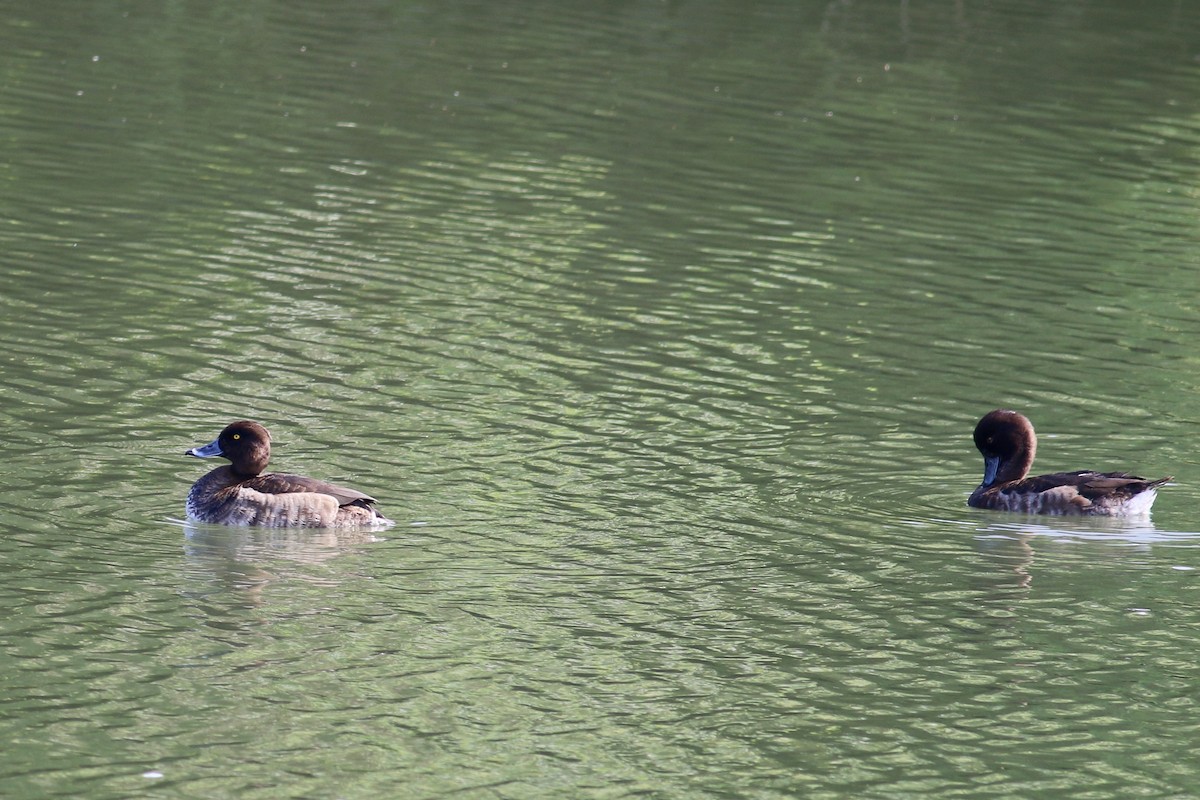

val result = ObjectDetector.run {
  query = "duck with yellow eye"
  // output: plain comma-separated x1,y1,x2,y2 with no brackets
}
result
184,420,392,528
968,409,1170,516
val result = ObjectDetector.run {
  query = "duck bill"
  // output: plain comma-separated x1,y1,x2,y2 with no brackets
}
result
981,455,1000,487
185,439,225,458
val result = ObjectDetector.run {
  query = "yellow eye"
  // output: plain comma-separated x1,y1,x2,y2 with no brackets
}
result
232,434,241,440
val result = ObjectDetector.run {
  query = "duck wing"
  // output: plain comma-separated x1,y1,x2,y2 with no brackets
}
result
243,472,379,507
1077,472,1171,497
1012,470,1170,501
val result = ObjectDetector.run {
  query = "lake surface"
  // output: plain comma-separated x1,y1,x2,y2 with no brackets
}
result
4,1,1200,797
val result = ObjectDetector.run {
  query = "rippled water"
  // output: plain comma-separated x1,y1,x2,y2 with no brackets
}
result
4,1,1200,798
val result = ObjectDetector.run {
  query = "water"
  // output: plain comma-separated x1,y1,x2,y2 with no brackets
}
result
3,1,1200,797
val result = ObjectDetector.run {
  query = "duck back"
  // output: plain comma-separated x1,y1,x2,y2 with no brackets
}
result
969,470,1170,516
187,466,391,528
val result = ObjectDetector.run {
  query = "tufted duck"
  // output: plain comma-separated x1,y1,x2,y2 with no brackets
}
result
968,409,1169,516
185,420,392,528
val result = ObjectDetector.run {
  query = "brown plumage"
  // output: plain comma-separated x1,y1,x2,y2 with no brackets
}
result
184,420,391,528
968,409,1170,516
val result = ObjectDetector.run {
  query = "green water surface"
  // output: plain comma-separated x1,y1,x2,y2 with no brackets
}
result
3,2,1200,798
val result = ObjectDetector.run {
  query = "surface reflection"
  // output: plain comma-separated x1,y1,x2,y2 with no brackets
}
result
179,519,385,605
969,515,1200,612
975,515,1200,546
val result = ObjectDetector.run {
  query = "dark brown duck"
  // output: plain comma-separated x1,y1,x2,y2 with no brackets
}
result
185,420,391,528
968,409,1170,516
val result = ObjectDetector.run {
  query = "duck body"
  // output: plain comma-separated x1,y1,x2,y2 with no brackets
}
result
968,409,1169,517
185,421,392,528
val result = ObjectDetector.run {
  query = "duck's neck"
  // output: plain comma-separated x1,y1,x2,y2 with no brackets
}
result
230,465,263,480
995,442,1035,485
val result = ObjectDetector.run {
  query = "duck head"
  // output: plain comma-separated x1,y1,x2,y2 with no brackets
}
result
973,409,1036,487
186,420,272,477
